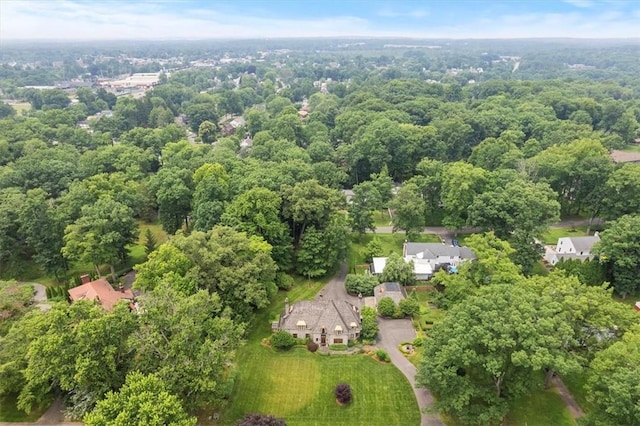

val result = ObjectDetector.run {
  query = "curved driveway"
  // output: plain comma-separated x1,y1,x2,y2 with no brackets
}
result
318,264,443,426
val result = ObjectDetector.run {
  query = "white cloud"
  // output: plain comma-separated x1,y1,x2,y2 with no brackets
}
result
1,1,638,40
0,1,372,40
563,0,595,8
377,8,430,18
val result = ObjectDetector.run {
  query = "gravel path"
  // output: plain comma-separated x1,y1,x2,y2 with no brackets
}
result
18,282,50,312
552,376,585,419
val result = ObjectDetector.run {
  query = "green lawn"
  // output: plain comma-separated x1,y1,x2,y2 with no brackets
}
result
505,387,575,426
561,370,594,415
9,102,31,115
220,275,421,426
348,233,441,273
0,394,50,422
222,347,420,426
541,227,589,245
621,144,640,153
373,210,393,227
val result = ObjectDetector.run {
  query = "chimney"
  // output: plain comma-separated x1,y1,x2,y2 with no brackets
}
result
80,274,91,284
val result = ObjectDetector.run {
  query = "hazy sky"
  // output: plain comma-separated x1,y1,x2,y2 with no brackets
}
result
1,0,639,41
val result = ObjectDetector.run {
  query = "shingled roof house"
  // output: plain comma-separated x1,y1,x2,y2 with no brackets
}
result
68,275,134,311
272,298,361,346
544,234,601,266
371,242,476,280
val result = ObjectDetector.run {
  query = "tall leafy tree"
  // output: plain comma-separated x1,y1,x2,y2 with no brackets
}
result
171,227,278,321
379,253,414,286
131,285,244,411
440,162,487,231
348,181,382,235
390,182,426,239
467,179,560,239
593,214,640,297
19,189,67,279
281,179,343,244
417,283,579,425
585,327,640,426
150,167,193,234
191,163,229,231
62,197,138,281
601,163,640,220
17,302,136,416
84,372,196,426
221,187,292,270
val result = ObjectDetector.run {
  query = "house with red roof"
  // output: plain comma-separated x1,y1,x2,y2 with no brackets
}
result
68,275,134,311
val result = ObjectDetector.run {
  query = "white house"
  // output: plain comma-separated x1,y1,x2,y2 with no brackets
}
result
370,242,475,281
545,234,600,266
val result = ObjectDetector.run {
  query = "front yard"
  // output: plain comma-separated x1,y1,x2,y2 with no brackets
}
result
220,274,421,426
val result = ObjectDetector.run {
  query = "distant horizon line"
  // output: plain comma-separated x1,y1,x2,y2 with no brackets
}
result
2,36,640,43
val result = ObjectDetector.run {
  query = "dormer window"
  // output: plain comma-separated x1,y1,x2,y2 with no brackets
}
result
335,325,342,335
296,320,306,331
350,322,357,329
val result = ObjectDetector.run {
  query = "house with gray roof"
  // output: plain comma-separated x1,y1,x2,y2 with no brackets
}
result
272,298,361,347
402,242,476,278
545,234,601,266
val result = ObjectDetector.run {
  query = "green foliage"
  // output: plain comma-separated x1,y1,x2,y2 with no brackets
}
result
191,163,229,231
329,344,348,351
149,166,193,235
143,228,157,256
84,372,196,426
62,197,138,281
389,182,426,238
417,282,580,425
134,244,196,295
271,331,296,350
15,302,136,416
131,285,244,412
594,214,640,297
585,327,640,426
375,350,390,362
0,280,33,322
380,253,415,286
146,227,277,322
275,272,294,290
295,213,348,278
398,297,420,316
360,307,379,341
363,236,384,264
344,274,378,296
377,297,396,318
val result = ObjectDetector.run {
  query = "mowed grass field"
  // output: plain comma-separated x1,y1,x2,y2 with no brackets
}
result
223,346,420,426
220,272,420,426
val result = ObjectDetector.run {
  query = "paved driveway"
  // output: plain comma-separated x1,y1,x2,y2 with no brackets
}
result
317,266,443,426
378,318,443,426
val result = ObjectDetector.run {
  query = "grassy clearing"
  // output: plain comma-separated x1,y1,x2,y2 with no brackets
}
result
0,394,50,422
621,144,640,152
8,102,31,115
541,227,589,245
223,347,420,426
373,210,392,227
505,387,575,426
220,274,420,426
348,233,440,273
